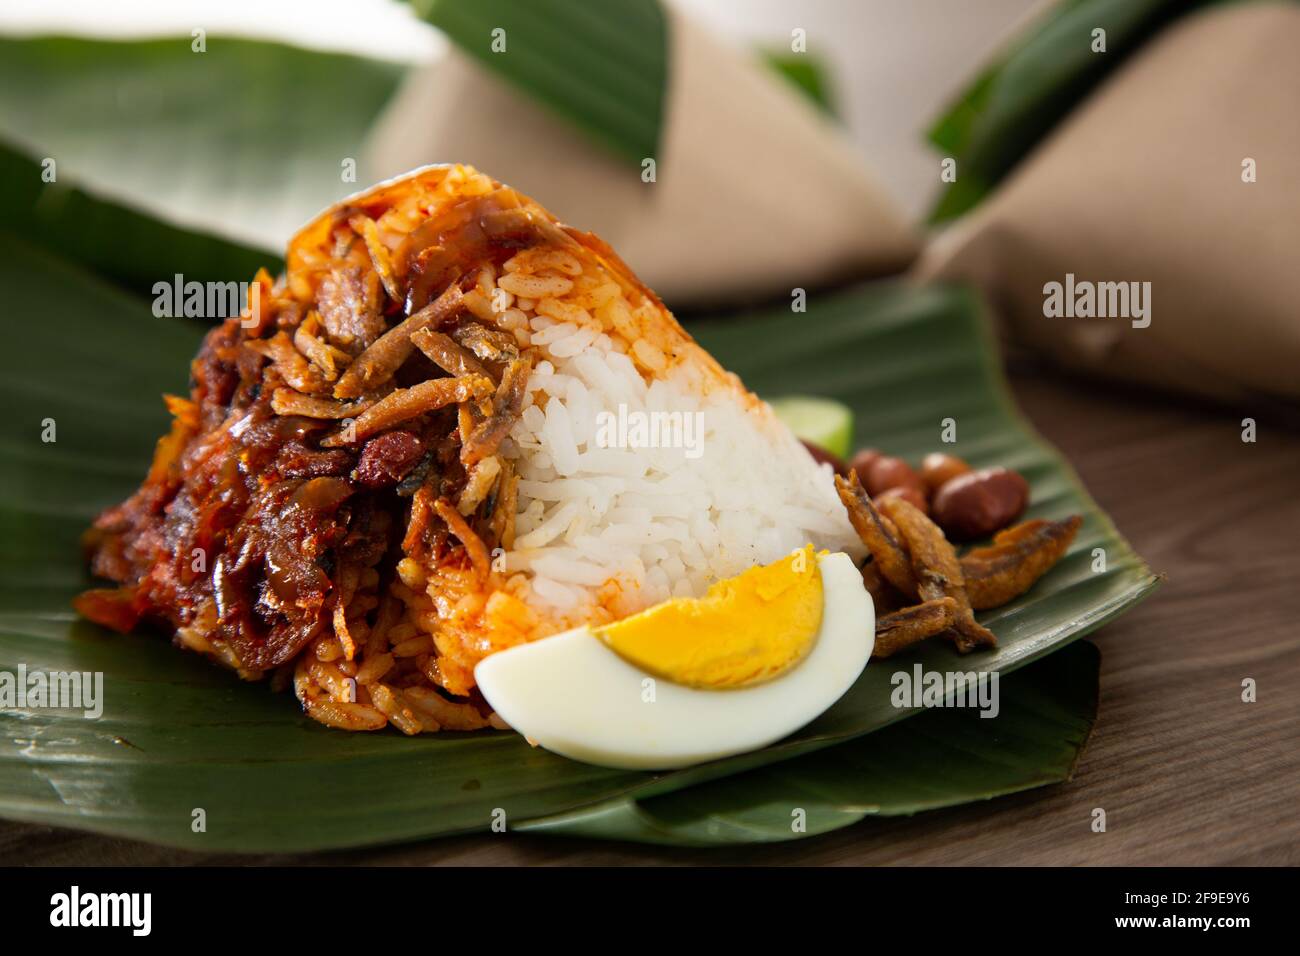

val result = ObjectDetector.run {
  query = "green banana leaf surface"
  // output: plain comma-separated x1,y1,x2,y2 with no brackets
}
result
0,158,1155,850
926,0,1266,222
520,640,1100,845
0,23,1157,849
0,33,404,261
412,0,667,164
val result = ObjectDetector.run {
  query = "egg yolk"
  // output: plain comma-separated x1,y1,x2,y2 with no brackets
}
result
591,545,824,689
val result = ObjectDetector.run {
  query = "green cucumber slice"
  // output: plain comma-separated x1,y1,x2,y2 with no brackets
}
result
768,396,854,458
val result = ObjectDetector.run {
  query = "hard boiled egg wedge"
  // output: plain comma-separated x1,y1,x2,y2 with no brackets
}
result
474,546,874,770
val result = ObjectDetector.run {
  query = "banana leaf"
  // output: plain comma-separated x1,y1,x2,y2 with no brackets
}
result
759,50,837,117
0,20,818,263
0,139,1156,850
523,640,1099,844
0,138,272,296
414,0,837,160
927,0,1261,222
0,33,404,258
411,0,667,164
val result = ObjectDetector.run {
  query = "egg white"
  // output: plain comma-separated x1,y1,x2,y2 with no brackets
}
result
473,551,874,770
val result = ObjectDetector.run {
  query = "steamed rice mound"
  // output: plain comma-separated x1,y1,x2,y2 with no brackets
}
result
76,164,861,733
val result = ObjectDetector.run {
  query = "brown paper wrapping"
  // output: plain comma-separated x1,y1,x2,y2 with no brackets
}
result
364,5,917,308
918,3,1300,405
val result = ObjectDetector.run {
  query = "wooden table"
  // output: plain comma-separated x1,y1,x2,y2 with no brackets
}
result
5,363,1297,865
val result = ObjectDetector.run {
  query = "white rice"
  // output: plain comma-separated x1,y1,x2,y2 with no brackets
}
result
500,307,864,619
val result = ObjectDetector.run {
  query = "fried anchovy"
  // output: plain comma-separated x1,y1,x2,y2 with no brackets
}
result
333,282,465,399
434,496,491,580
321,374,493,447
410,327,491,380
835,472,919,598
461,356,532,467
452,321,519,364
878,497,997,653
873,597,958,659
961,515,1082,609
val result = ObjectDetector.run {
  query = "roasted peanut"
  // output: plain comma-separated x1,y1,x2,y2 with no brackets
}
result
874,484,928,515
931,467,1029,540
920,452,970,495
800,439,847,475
849,448,881,485
865,455,920,496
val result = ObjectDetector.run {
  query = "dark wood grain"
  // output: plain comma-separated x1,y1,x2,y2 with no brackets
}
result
3,365,1297,866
